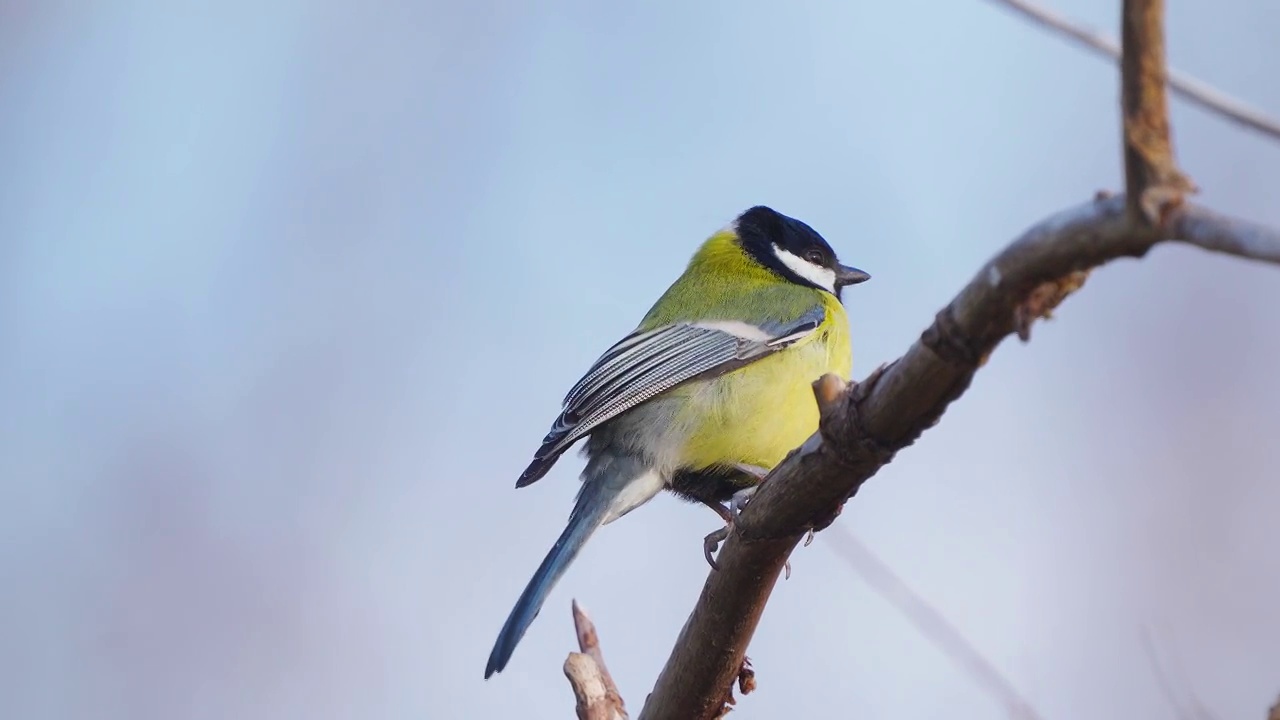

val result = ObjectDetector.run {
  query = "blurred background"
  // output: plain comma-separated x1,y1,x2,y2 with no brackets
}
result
3,0,1278,718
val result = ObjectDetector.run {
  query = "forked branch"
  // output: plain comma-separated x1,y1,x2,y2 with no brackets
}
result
638,195,1280,719
637,1,1280,715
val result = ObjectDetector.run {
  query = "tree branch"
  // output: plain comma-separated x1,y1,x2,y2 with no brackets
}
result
634,3,1280,718
565,601,628,720
566,655,625,720
987,0,1280,141
1140,627,1216,720
1120,0,1194,225
639,196,1280,718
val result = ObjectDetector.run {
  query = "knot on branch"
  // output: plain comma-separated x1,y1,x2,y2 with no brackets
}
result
805,367,898,532
922,306,985,368
711,657,756,719
815,367,898,468
1013,270,1091,341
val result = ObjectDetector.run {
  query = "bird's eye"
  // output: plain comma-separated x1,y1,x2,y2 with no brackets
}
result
804,249,825,264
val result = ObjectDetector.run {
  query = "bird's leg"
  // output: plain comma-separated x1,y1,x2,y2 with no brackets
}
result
727,481,802,580
699,497,737,569
698,498,733,524
704,466,783,573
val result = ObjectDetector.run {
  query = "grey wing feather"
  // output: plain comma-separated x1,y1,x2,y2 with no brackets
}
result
514,306,825,487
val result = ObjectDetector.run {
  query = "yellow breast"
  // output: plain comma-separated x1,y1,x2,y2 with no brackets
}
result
673,295,852,471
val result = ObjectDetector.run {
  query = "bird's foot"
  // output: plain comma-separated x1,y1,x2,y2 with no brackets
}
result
704,486,795,578
699,497,733,569
703,525,730,570
729,485,757,515
704,487,758,570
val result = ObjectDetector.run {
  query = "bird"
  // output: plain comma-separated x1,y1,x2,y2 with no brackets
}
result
484,205,869,678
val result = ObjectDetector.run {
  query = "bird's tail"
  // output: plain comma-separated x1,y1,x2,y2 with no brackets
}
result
484,455,660,678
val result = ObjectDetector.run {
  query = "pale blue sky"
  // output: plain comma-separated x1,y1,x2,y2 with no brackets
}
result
3,2,1279,719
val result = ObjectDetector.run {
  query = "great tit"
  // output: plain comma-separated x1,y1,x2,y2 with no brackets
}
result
484,205,869,678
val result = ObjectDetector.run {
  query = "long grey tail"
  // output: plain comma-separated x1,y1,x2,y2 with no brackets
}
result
484,471,624,678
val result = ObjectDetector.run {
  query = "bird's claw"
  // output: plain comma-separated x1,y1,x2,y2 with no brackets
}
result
705,522,794,579
803,528,815,547
704,486,760,570
729,486,757,515
703,525,730,570
704,484,778,571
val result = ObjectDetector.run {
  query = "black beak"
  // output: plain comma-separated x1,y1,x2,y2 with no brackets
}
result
834,263,871,287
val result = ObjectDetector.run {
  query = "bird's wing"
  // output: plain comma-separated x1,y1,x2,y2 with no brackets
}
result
515,306,826,488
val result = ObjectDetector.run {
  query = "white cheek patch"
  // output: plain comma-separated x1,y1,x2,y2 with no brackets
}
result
773,245,837,293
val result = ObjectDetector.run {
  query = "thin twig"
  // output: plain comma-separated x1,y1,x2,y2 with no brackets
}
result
824,524,1043,720
1173,204,1280,264
1120,0,1194,225
1140,627,1216,720
986,0,1280,141
566,655,626,720
566,601,628,720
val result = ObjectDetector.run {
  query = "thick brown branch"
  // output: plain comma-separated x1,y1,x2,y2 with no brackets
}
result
1121,0,1194,225
638,195,1280,720
988,0,1280,141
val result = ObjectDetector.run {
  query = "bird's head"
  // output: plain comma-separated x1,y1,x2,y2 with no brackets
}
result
734,205,870,299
